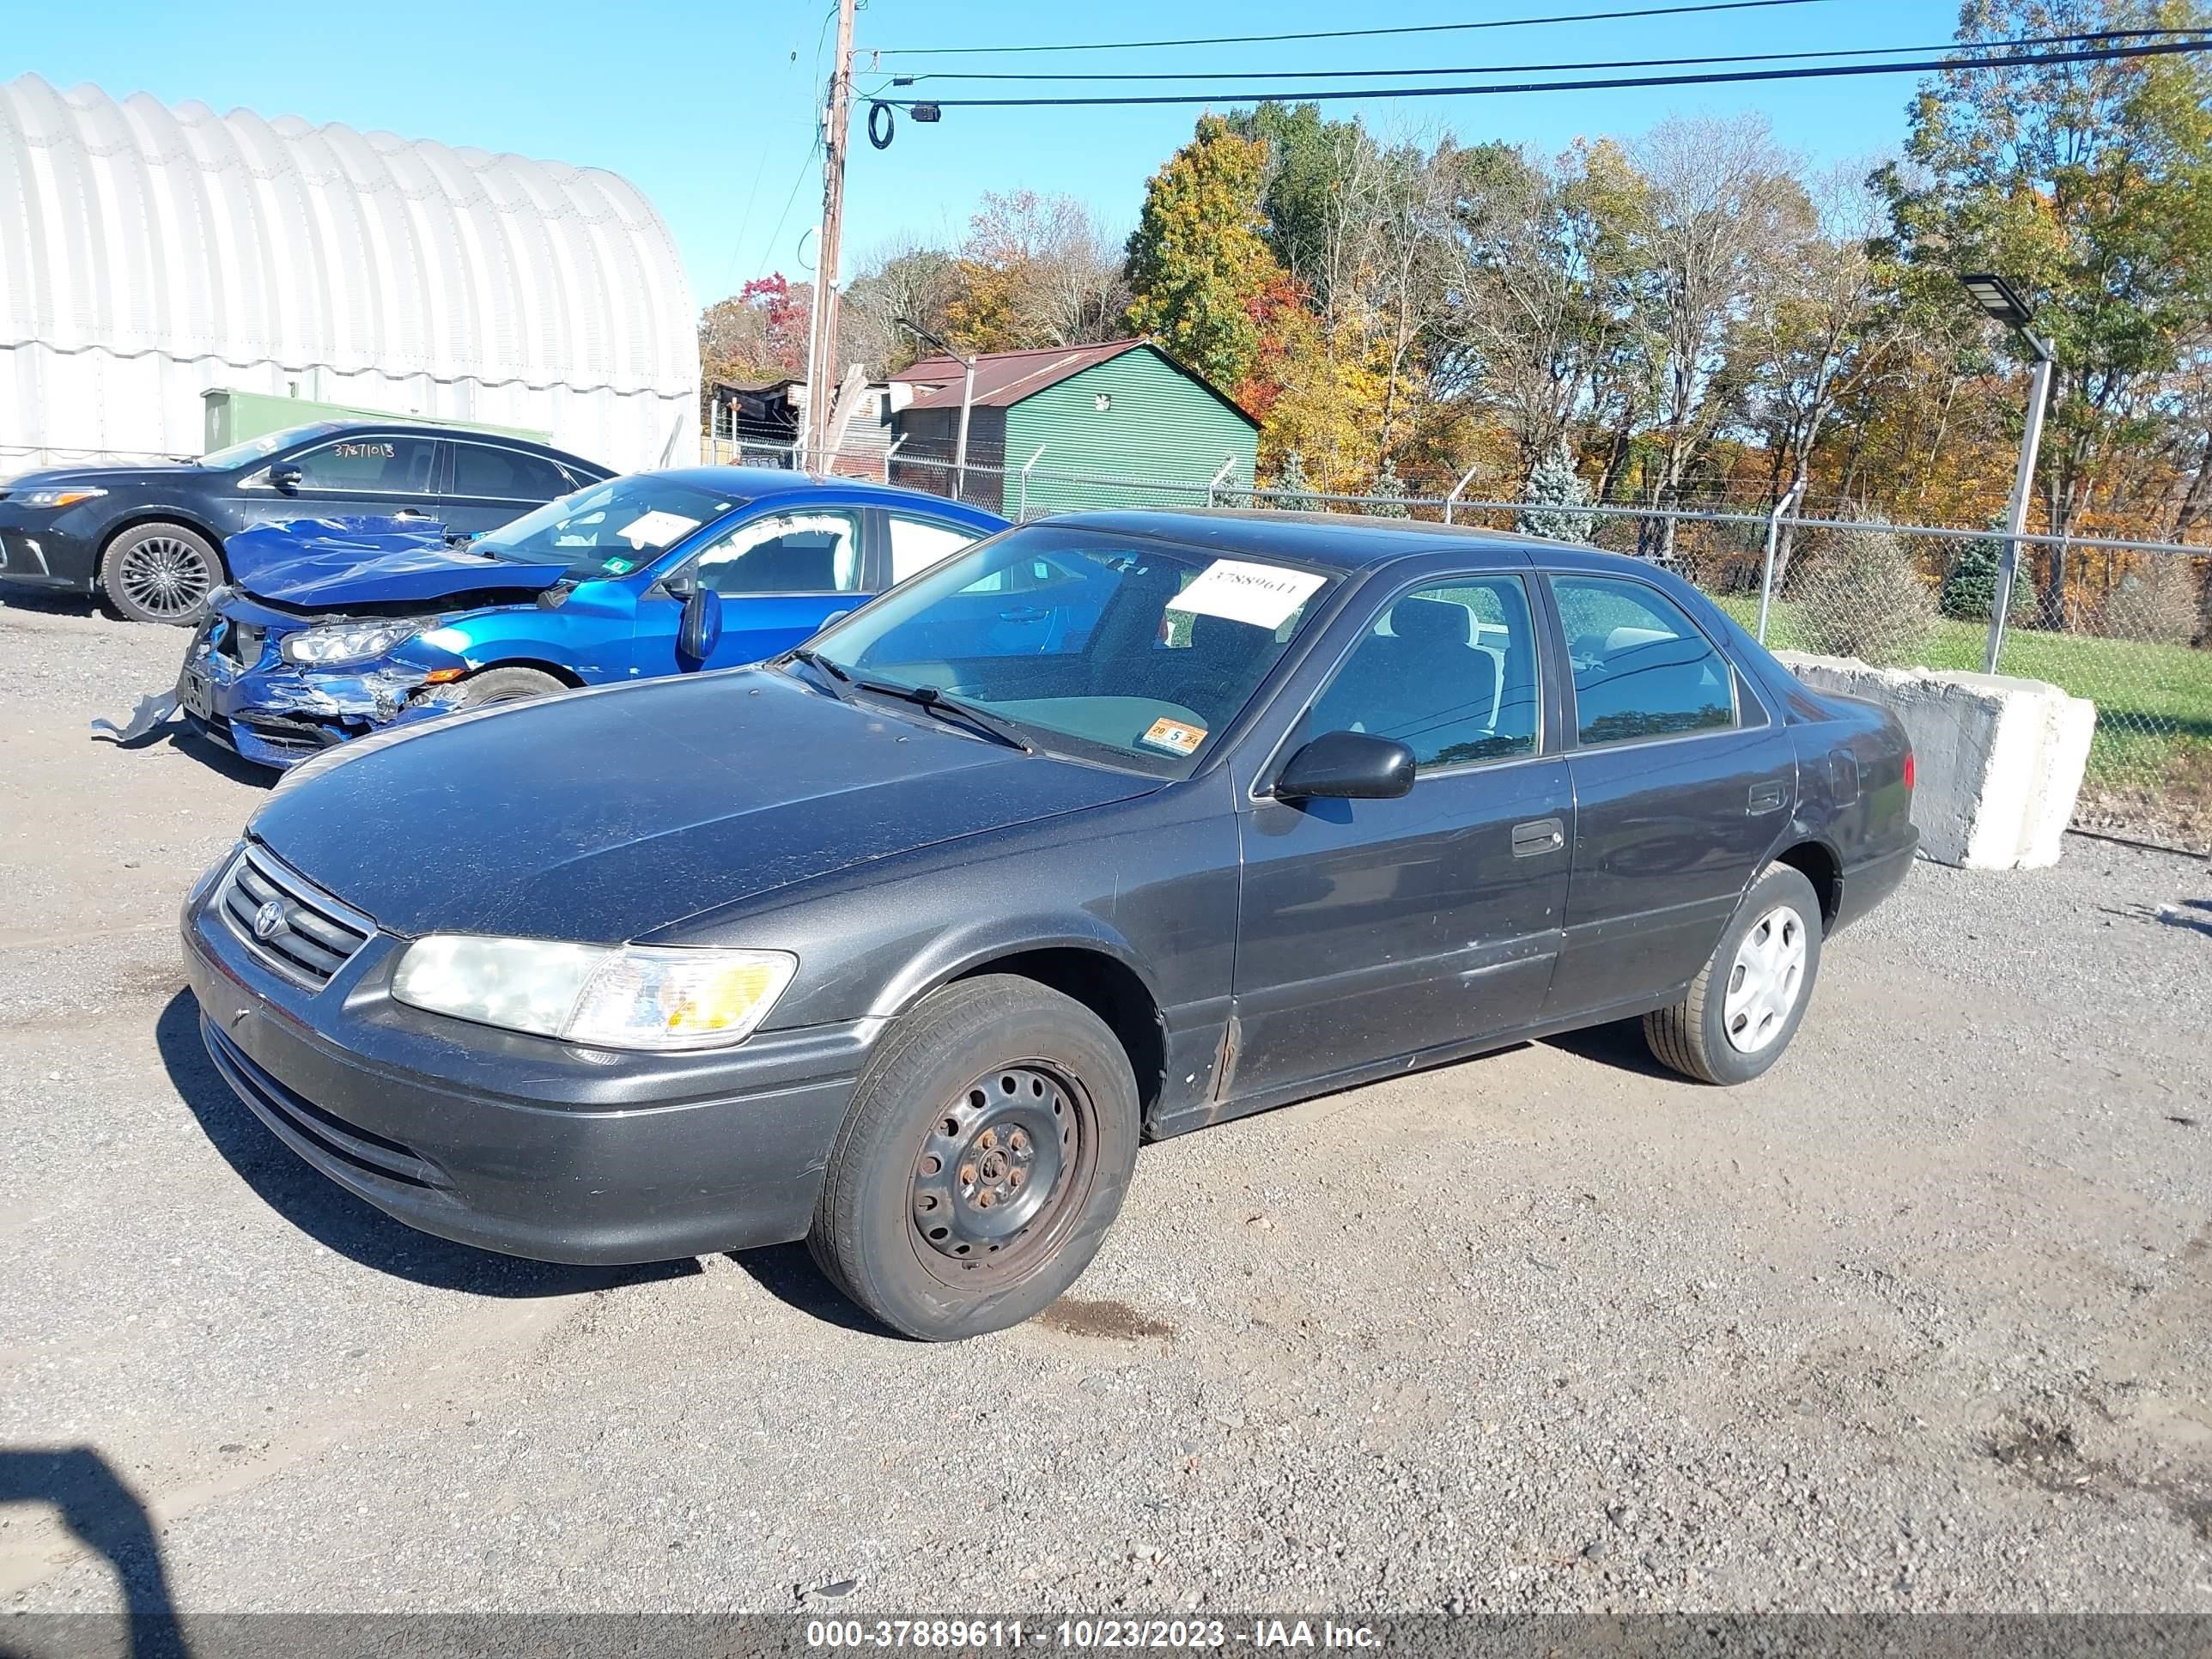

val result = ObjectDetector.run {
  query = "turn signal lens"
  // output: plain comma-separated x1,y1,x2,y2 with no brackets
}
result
1903,752,1916,793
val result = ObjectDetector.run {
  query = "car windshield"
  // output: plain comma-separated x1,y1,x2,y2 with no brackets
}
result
200,422,343,469
474,477,745,579
805,524,1338,775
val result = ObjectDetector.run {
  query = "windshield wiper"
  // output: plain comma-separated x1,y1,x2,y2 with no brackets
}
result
854,678,1033,753
789,647,850,683
784,647,851,699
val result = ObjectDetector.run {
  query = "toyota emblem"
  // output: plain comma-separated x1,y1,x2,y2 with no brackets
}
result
252,900,287,941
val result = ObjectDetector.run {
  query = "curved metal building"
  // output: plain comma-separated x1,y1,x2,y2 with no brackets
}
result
0,72,696,475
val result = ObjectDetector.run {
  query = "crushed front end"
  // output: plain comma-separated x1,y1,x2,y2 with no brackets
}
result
178,590,466,769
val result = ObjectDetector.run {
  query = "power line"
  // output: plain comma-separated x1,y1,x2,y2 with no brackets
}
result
867,0,1835,58
876,38,2212,109
891,28,2206,83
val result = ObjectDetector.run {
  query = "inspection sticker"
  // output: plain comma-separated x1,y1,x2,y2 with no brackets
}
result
617,510,700,549
1138,716,1207,757
1165,559,1327,630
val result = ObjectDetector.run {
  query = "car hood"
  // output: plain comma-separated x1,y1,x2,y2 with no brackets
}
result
226,517,568,606
249,668,1157,942
3,460,198,490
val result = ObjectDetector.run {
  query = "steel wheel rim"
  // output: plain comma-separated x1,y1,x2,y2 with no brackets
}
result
118,537,213,618
910,1062,1091,1285
1723,902,1808,1054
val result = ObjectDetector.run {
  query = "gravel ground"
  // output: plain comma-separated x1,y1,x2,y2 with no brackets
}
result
3,591,2209,1620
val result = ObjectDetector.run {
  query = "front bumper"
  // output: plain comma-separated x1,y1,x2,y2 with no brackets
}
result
179,611,447,769
0,507,99,592
181,846,870,1264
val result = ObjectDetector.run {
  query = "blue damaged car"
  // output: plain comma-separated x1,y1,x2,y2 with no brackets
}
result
162,469,1010,769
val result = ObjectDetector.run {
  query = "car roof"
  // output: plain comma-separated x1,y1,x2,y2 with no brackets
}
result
642,466,1001,515
1043,507,1574,573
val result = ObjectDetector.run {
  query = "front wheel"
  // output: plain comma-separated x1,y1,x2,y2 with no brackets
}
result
445,665,567,709
809,975,1140,1340
1644,861,1823,1085
100,522,221,625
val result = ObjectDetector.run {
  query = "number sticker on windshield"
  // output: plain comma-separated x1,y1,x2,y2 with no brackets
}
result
1139,717,1206,757
1165,559,1327,631
617,510,700,549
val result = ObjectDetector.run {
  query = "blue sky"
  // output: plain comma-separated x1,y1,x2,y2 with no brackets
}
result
12,0,1949,309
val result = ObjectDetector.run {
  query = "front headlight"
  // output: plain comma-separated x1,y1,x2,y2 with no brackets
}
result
281,618,429,666
391,937,798,1051
16,486,108,509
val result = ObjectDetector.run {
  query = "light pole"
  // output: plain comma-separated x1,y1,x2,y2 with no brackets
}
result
1960,272,2054,673
896,318,975,504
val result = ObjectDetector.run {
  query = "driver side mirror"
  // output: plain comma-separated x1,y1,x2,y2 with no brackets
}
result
1273,730,1416,801
678,586,723,664
268,462,302,493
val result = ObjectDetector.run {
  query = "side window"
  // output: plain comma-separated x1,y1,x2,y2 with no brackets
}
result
1306,577,1541,769
887,515,984,583
290,435,437,494
1552,575,1736,748
691,510,861,596
452,442,570,502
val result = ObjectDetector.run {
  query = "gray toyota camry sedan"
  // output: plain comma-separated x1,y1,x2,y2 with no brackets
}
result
182,510,1917,1340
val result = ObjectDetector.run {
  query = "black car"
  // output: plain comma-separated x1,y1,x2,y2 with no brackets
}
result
180,511,1918,1340
0,422,611,624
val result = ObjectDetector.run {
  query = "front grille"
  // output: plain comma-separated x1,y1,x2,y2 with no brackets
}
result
217,844,374,989
220,620,267,666
204,1022,439,1189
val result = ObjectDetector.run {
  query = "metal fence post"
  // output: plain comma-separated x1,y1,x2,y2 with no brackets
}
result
1018,443,1048,522
1986,346,2054,672
1443,464,1481,526
1205,455,1237,507
1756,478,1808,645
881,434,906,487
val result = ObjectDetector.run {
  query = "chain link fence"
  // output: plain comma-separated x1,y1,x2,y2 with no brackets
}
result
720,437,2212,851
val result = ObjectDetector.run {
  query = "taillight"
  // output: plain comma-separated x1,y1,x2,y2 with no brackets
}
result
1903,751,1916,793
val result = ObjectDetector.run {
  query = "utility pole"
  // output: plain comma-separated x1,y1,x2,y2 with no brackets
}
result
805,0,859,468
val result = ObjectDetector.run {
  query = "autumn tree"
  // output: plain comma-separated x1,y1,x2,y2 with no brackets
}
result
1880,0,2212,611
946,191,1128,354
698,274,812,385
1126,116,1283,392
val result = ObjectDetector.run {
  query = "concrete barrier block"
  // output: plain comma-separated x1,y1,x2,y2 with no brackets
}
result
1773,651,2094,871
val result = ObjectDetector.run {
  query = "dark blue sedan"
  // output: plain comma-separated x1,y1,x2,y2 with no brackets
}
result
173,469,1011,769
0,421,609,624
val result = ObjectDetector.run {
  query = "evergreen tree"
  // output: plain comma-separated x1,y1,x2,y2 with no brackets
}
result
1514,445,1596,542
1366,458,1410,518
1938,525,2036,624
1274,450,1322,514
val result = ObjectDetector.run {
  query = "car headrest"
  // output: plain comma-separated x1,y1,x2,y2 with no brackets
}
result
1388,595,1469,651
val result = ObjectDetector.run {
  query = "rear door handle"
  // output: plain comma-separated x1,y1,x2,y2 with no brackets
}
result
1747,780,1788,814
1511,817,1565,857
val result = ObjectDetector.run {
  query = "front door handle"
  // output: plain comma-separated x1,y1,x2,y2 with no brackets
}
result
998,606,1048,623
392,507,433,520
1747,780,1789,815
1511,817,1565,857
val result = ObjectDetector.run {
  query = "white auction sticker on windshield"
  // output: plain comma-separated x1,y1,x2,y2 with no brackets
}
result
617,510,700,549
1165,559,1326,630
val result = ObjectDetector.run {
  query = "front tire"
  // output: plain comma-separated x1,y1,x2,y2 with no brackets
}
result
447,666,566,708
1644,861,1823,1085
100,522,221,625
809,975,1139,1340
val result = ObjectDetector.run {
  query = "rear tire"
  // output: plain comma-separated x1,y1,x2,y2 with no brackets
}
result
1644,861,1823,1085
100,522,221,625
447,666,566,708
809,975,1139,1340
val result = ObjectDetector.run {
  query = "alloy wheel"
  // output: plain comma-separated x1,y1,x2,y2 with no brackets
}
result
118,536,214,620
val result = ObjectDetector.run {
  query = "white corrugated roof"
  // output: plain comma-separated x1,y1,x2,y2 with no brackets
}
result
0,72,695,400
